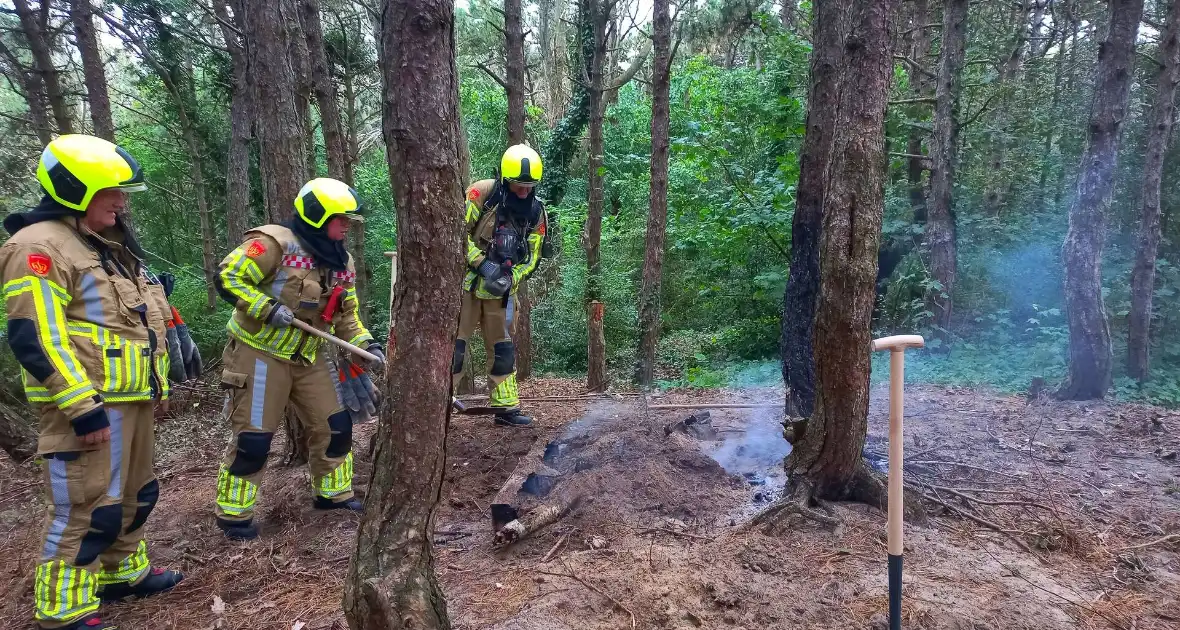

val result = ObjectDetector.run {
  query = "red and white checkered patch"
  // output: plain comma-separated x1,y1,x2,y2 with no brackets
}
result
333,270,356,283
281,255,316,269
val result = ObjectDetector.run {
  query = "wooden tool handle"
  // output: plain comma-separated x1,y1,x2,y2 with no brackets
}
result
871,334,925,352
291,318,379,362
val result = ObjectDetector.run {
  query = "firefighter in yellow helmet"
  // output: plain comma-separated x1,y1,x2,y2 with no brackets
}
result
0,135,183,630
455,144,551,426
211,177,382,540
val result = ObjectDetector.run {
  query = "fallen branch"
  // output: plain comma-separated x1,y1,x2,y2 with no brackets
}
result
495,494,584,546
540,533,570,563
637,527,713,541
1116,533,1179,552
907,460,1024,479
920,490,1034,554
535,560,637,630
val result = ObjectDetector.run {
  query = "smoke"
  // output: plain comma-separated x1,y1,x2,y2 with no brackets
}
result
704,403,791,475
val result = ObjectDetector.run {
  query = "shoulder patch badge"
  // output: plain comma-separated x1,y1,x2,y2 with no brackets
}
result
27,253,51,276
245,240,267,258
467,188,481,202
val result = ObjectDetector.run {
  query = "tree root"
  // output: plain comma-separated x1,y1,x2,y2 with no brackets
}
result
747,479,843,533
745,461,929,534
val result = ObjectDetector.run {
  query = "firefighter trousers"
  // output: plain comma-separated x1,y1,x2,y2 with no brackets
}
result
452,290,519,408
34,401,160,628
214,338,353,522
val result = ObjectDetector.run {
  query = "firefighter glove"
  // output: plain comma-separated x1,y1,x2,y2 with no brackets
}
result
365,344,386,371
166,327,186,383
267,303,295,328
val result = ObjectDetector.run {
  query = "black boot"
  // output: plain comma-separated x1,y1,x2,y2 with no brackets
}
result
42,613,115,630
494,409,533,426
96,567,183,602
313,495,363,511
217,517,258,540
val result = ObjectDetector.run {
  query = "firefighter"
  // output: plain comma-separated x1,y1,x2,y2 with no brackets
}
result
0,134,183,630
211,177,383,541
454,144,550,427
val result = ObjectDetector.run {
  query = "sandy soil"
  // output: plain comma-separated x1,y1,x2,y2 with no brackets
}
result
1,378,1177,629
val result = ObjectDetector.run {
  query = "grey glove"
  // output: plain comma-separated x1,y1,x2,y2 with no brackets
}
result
365,344,387,371
267,303,294,328
175,323,203,380
477,258,501,280
332,360,379,423
165,327,186,383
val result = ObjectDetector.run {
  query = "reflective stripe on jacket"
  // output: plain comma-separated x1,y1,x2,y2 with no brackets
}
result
0,218,170,433
462,179,547,300
217,224,372,363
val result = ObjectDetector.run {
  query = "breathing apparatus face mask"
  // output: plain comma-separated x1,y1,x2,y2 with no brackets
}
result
492,223,522,265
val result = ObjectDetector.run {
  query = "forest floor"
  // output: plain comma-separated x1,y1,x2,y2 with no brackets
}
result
1,377,1178,629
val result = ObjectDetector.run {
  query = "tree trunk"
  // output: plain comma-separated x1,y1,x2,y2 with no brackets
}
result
0,37,53,145
587,300,606,391
1058,0,1144,400
217,0,254,249
342,0,461,625
70,0,114,141
14,0,73,134
926,0,967,335
243,0,309,222
182,118,219,310
584,0,609,390
505,0,527,143
635,0,672,387
780,0,796,30
1128,0,1180,383
785,0,896,499
780,0,843,419
538,0,568,127
904,0,932,224
301,0,348,179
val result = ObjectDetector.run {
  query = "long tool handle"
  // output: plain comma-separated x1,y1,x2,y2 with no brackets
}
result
291,318,378,362
888,348,905,630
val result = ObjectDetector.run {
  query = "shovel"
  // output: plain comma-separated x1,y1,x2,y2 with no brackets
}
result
870,334,924,630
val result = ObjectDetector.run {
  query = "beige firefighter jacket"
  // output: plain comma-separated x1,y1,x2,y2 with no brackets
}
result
0,217,171,452
217,224,372,363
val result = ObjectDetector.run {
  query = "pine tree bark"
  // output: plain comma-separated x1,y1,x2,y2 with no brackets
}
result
301,0,348,178
926,0,967,334
1058,0,1144,400
635,0,672,387
342,0,461,625
505,0,527,143
584,0,609,391
14,0,73,134
538,0,568,127
0,38,53,144
785,0,896,500
243,0,309,222
70,0,114,141
781,0,843,419
903,0,932,224
217,0,254,249
1128,0,1180,383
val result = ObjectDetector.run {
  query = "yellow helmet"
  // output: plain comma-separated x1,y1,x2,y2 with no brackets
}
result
294,177,364,228
37,134,146,211
501,144,542,185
